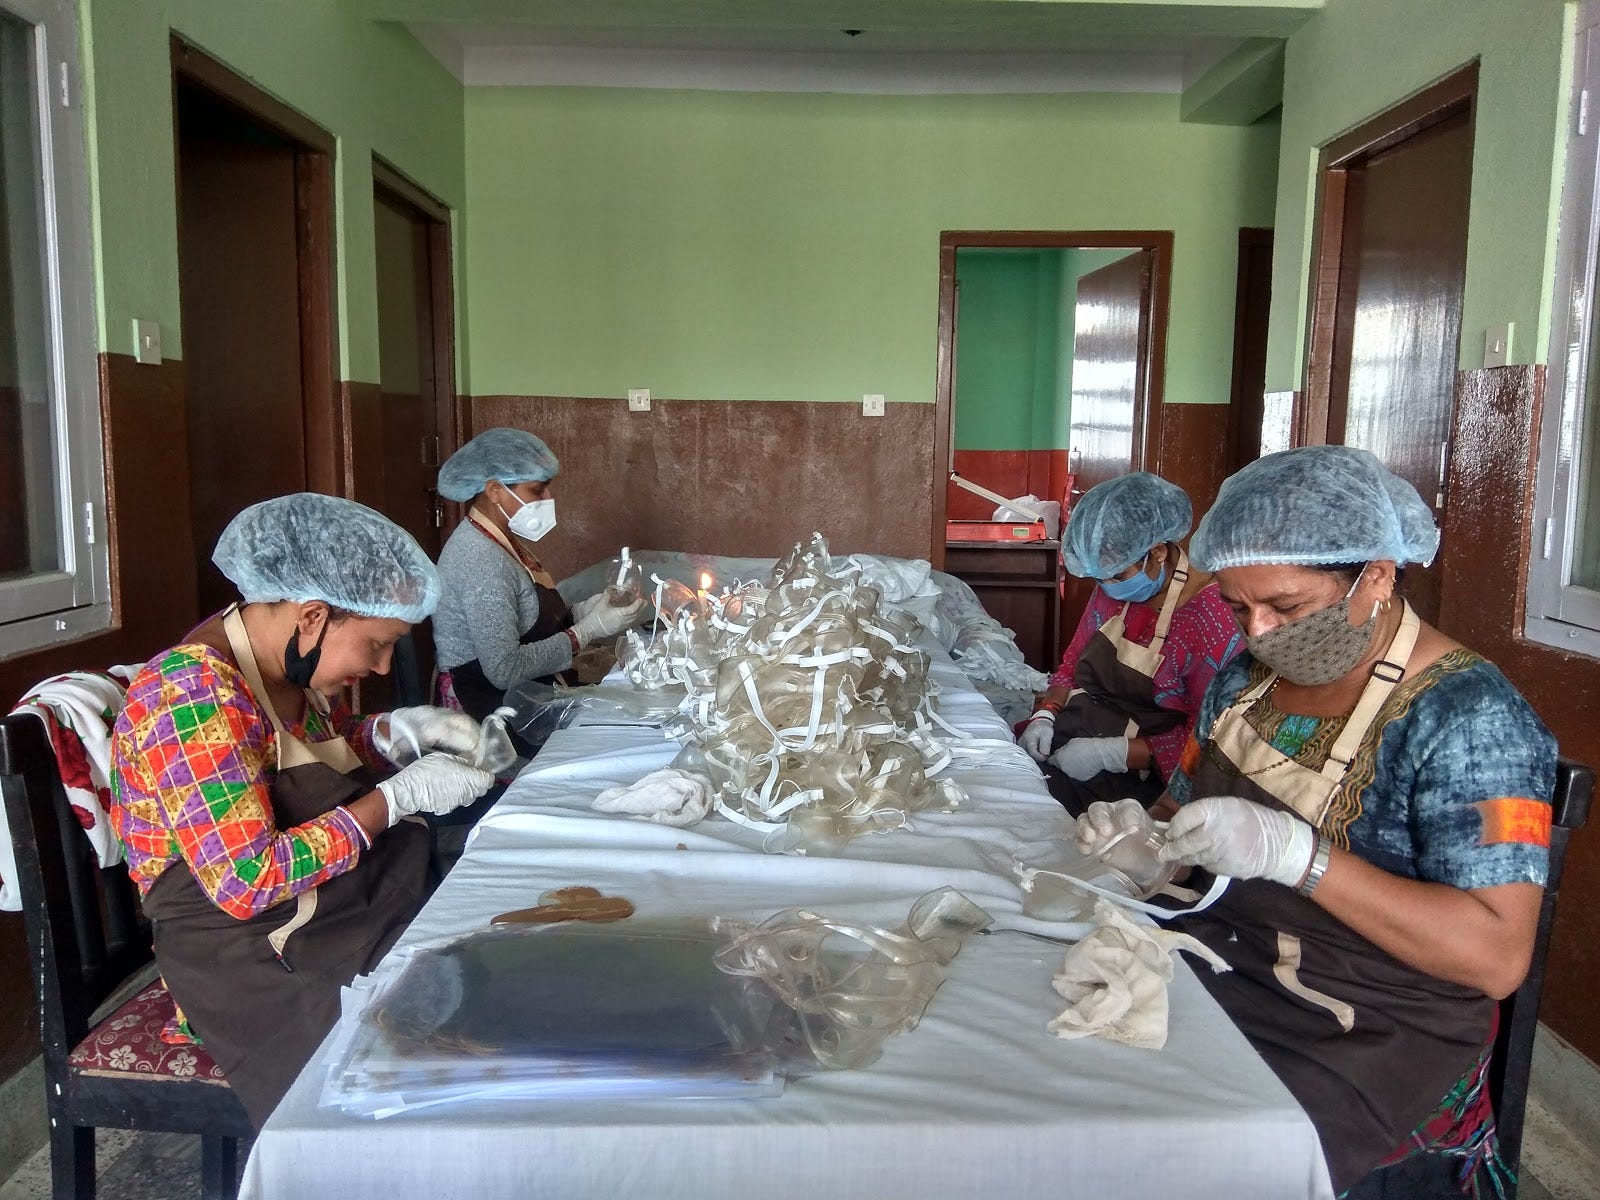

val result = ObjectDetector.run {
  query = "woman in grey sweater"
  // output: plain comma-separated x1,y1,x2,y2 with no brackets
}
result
432,428,644,720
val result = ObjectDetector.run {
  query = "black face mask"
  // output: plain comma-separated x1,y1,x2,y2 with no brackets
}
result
283,619,330,689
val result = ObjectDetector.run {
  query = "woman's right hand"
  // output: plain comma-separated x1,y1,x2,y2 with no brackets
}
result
1073,797,1150,857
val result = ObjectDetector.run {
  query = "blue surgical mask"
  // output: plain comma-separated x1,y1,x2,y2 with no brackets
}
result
1099,555,1165,603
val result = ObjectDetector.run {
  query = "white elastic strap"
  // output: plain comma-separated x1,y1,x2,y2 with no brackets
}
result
1016,864,1231,921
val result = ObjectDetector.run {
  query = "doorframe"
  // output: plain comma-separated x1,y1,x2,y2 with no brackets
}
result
932,229,1174,569
373,155,461,485
1296,60,1479,447
170,34,342,495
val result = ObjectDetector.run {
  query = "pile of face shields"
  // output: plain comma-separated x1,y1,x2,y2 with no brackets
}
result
617,534,1001,851
713,886,992,1070
321,889,990,1116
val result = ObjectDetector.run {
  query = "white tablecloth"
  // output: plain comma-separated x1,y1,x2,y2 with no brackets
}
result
242,657,1334,1200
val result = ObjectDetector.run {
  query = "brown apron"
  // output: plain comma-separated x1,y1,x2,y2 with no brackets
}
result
1167,603,1495,1192
443,512,576,722
1046,550,1192,814
140,606,432,1126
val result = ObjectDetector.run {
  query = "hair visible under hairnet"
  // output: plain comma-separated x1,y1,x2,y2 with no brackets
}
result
436,428,559,502
1191,445,1439,571
212,493,440,622
1062,472,1192,579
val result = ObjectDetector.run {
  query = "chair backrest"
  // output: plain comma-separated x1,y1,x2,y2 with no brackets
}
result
1490,756,1594,1179
0,713,151,1076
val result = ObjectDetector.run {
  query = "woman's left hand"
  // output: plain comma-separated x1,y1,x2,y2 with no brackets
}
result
1049,736,1131,780
378,706,483,766
1158,795,1317,886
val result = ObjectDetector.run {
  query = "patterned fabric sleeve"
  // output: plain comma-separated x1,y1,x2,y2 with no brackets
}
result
318,698,387,774
1146,585,1245,779
1047,588,1119,689
111,646,366,920
1378,661,1555,890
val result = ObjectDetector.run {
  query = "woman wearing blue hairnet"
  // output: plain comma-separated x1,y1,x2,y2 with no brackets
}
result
1022,472,1243,816
432,428,644,723
1076,447,1555,1198
109,494,498,1124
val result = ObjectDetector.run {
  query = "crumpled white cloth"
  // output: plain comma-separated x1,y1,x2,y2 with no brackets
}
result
591,767,713,827
1047,900,1230,1050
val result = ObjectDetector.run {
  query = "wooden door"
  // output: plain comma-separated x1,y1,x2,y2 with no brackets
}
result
1327,112,1471,623
176,82,308,618
1228,228,1274,473
372,184,445,558
1305,68,1476,626
1062,250,1153,637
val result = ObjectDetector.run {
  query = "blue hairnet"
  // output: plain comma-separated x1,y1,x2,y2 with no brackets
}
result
1062,472,1192,579
437,428,559,502
1192,446,1439,570
212,493,440,622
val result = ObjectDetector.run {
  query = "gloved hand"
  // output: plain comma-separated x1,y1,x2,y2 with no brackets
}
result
1018,711,1056,761
375,706,483,767
1049,735,1131,781
572,595,646,647
570,592,607,622
1157,795,1317,886
376,752,496,825
1073,797,1150,857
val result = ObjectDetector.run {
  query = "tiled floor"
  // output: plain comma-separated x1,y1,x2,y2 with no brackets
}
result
0,1119,1593,1199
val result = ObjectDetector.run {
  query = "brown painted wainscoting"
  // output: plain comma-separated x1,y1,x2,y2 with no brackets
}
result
1439,364,1599,1064
466,395,938,579
1156,401,1233,521
0,352,200,1080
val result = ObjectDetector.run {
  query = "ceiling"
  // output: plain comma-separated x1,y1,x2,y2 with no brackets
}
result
358,1,1317,94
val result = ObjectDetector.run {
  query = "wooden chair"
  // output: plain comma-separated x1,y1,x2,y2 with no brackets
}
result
0,712,252,1200
1490,756,1594,1197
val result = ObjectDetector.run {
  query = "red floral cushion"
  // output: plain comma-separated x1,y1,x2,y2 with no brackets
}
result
68,983,230,1085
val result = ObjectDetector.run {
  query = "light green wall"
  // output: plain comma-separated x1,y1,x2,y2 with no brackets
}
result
953,250,1049,451
1265,0,1573,388
464,88,1281,405
79,0,465,382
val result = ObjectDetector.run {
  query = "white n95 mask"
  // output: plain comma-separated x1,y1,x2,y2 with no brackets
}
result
503,495,557,541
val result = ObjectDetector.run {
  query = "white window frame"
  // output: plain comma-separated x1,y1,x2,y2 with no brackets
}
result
0,0,107,660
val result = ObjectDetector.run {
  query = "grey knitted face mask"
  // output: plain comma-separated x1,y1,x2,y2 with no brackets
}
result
1246,571,1377,687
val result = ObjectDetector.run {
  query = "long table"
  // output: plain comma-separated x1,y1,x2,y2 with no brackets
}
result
241,654,1334,1200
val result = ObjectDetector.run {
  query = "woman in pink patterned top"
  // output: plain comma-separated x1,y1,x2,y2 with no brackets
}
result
1017,473,1242,814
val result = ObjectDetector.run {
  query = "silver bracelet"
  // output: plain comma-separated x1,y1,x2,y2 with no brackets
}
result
1296,835,1332,897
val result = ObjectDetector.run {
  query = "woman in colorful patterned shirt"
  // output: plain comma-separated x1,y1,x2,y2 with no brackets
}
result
1019,472,1243,815
111,494,498,1125
1077,446,1555,1198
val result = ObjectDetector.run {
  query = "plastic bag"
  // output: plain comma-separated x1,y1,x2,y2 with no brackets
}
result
501,679,684,750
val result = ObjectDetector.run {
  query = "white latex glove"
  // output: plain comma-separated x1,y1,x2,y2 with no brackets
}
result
570,592,607,622
1018,712,1056,761
375,706,482,767
572,595,646,647
1157,796,1317,886
1073,797,1150,857
1049,735,1131,781
376,752,496,825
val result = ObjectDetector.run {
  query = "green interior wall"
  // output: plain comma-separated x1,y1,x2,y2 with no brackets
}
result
79,0,465,382
464,88,1281,405
1265,0,1573,388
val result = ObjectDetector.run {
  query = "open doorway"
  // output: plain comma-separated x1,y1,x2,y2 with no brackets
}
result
933,231,1172,669
171,37,338,619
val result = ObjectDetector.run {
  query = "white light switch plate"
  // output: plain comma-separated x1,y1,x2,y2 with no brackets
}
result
1484,322,1514,369
627,388,651,412
862,393,885,417
132,319,161,365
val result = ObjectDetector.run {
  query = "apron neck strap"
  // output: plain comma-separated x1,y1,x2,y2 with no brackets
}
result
220,605,320,737
1148,546,1190,651
1317,600,1420,780
468,508,546,588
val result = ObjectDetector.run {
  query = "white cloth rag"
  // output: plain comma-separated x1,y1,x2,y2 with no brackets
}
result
591,768,713,827
1047,899,1230,1050
2,666,140,911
